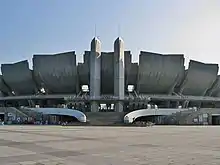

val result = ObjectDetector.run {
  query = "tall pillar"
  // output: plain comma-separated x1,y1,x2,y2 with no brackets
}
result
114,37,125,112
90,37,101,112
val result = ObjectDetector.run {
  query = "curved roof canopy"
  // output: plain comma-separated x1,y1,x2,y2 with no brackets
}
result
124,108,188,123
29,108,86,122
101,52,114,94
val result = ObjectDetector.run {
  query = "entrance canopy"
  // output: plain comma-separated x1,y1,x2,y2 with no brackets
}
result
29,108,87,122
124,108,188,123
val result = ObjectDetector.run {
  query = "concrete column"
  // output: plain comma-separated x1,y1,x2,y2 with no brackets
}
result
91,101,99,112
166,101,170,108
90,37,101,112
115,102,124,112
114,37,125,112
75,66,80,94
176,101,180,108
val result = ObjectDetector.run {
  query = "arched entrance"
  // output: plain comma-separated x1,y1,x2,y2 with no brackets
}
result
134,115,165,124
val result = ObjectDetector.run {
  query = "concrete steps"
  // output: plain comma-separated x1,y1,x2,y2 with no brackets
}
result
85,112,125,125
19,107,41,116
0,107,28,118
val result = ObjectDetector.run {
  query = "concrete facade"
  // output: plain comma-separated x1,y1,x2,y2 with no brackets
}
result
1,38,220,112
175,108,220,125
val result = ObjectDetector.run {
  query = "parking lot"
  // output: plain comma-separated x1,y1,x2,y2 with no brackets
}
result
0,126,219,165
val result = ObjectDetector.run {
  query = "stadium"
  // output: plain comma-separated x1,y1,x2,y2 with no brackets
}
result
1,37,220,125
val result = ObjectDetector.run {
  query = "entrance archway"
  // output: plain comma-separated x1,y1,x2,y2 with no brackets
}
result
134,115,165,124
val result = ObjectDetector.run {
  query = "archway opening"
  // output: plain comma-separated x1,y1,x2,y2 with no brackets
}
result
59,115,79,123
134,115,165,124
46,115,81,124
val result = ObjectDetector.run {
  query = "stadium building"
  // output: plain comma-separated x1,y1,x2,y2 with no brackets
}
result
1,37,220,125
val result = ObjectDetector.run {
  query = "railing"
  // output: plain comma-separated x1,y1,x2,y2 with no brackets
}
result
0,107,28,117
65,95,151,101
1,94,220,102
19,107,43,117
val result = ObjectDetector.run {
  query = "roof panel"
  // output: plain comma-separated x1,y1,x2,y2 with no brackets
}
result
33,51,77,94
1,60,36,95
137,52,185,94
179,60,218,96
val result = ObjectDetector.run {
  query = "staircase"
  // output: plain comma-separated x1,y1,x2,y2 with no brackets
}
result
0,107,28,118
85,112,125,125
19,107,43,119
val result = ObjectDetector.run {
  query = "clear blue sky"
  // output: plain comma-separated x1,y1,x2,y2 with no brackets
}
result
0,0,220,68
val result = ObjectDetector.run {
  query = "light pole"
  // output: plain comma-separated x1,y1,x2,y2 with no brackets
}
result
155,104,158,124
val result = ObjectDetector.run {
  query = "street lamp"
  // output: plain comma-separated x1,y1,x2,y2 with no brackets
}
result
155,104,158,124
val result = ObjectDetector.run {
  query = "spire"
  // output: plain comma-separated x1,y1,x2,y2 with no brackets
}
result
114,37,124,51
91,37,101,52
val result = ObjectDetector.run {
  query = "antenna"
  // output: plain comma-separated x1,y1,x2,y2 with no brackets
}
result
118,24,121,37
94,24,97,37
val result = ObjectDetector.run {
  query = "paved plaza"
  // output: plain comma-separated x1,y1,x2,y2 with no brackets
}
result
0,126,219,165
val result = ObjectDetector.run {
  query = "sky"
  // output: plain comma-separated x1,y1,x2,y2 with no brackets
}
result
0,0,220,69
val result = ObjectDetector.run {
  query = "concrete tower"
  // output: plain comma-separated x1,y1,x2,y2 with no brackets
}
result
90,37,101,112
114,37,125,112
